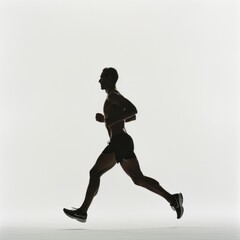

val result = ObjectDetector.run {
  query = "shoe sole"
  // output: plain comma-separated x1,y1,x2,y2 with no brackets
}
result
63,209,87,223
177,193,184,219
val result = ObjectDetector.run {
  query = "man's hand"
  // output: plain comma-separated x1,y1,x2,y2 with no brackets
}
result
95,113,105,123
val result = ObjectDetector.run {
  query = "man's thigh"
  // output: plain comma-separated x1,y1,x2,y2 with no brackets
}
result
91,152,116,176
120,158,144,178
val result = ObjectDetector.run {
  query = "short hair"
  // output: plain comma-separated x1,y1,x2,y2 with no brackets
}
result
102,67,118,85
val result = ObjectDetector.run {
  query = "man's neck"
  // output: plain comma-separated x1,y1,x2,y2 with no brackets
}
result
106,87,116,94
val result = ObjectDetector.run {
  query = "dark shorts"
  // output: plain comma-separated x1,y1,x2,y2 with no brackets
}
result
102,132,136,163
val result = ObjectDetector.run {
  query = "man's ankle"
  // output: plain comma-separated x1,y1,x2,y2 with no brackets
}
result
169,195,176,205
77,207,87,214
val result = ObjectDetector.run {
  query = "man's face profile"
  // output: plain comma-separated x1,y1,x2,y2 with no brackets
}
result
99,72,111,90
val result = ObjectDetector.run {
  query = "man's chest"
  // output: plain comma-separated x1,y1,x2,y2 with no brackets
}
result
103,100,122,118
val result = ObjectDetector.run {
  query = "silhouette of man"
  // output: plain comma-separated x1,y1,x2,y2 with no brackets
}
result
63,67,184,222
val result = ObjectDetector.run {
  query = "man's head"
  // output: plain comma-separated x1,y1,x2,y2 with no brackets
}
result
99,67,118,90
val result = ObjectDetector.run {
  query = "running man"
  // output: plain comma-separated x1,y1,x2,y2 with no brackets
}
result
63,67,184,222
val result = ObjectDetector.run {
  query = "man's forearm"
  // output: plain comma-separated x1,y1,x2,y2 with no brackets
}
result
106,108,137,126
120,109,137,122
125,115,136,122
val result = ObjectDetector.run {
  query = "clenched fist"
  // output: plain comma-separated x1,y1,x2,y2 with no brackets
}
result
95,113,105,123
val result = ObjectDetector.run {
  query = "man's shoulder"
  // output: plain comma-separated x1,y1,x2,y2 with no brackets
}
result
108,90,123,100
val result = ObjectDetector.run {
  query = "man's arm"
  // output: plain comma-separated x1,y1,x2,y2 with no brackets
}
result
125,115,136,122
105,93,138,126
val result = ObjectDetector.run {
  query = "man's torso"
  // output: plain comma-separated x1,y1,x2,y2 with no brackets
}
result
103,91,126,138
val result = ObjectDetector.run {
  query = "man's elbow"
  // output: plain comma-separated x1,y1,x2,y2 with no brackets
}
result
135,108,138,115
132,106,138,115
125,105,138,115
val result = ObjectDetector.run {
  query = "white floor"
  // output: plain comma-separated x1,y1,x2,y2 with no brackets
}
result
1,227,240,240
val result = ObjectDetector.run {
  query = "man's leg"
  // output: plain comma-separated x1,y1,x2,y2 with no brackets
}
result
78,152,116,213
120,158,174,204
120,157,184,219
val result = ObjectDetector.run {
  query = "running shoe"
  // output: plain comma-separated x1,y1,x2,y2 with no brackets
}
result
63,207,87,223
170,193,184,219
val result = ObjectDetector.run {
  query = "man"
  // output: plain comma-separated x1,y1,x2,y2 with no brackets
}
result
63,67,184,223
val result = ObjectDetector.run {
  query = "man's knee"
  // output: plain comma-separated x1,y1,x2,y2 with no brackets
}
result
89,168,101,179
132,176,145,186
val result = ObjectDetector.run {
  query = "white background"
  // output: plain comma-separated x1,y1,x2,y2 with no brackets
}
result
0,0,239,229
